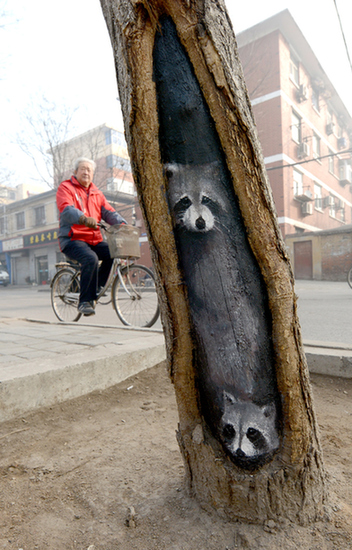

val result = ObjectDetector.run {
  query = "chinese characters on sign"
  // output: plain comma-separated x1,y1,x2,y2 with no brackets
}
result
23,230,59,248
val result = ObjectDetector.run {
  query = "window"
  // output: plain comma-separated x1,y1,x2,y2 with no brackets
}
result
340,206,346,222
329,195,336,218
293,169,303,196
106,177,134,195
312,88,320,112
105,129,126,147
106,155,131,171
289,53,299,86
312,134,321,158
34,205,46,226
328,149,334,174
105,129,118,145
106,154,116,168
314,183,322,210
16,211,25,230
327,108,333,126
0,217,5,234
291,111,302,143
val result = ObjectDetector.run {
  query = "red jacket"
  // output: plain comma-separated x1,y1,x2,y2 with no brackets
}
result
56,177,126,250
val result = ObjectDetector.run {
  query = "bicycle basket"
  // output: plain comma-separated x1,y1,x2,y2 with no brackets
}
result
105,224,141,259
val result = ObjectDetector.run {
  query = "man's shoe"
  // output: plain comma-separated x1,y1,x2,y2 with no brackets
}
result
78,301,95,316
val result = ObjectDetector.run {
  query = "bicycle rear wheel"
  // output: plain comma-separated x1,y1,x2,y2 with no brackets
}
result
112,264,160,327
51,268,82,322
348,267,352,289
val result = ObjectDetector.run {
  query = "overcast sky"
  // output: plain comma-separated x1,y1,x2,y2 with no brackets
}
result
1,0,352,187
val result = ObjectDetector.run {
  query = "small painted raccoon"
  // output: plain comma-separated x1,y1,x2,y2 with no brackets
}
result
220,391,280,469
165,161,281,469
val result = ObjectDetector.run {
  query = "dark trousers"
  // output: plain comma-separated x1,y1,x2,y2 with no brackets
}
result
62,240,113,305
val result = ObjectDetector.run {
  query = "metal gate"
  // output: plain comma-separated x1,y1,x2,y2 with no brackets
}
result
294,240,313,280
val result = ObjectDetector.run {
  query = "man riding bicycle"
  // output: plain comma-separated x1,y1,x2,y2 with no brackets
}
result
56,157,126,316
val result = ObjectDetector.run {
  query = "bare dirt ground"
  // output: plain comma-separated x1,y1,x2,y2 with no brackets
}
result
0,362,352,550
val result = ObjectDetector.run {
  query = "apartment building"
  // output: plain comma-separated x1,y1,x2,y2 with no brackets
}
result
51,123,134,193
237,10,352,243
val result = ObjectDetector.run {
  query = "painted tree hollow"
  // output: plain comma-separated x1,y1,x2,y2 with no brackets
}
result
153,16,281,470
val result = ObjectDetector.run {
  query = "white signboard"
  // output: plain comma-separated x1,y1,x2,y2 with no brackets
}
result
2,237,24,252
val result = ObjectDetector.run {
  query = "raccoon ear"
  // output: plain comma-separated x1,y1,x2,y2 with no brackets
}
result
223,391,237,405
164,163,178,179
262,403,276,418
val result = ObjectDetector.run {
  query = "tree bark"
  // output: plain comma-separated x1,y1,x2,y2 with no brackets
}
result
99,0,327,524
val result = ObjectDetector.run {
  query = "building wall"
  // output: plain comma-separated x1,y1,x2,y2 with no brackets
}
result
286,227,352,281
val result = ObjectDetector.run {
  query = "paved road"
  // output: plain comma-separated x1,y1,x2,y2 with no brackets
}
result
0,279,351,345
294,279,352,346
0,284,162,329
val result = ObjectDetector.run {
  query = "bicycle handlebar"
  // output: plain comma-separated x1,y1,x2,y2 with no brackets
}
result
98,220,109,230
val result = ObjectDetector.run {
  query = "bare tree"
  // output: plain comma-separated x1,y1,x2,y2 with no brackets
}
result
16,96,79,188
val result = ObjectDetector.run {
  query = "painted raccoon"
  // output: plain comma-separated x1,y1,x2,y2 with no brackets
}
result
164,162,281,468
221,392,279,469
154,17,281,469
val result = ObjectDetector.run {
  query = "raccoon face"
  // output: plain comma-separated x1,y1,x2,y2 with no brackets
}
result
164,162,226,233
172,193,216,232
220,391,279,468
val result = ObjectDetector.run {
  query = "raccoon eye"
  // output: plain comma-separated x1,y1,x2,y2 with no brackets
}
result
179,196,192,207
247,428,261,441
223,424,235,440
246,428,267,449
201,196,212,205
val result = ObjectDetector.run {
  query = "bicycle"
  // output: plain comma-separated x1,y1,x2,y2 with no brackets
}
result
347,266,352,289
50,222,160,328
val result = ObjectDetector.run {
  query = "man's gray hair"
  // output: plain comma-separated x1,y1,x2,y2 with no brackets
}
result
73,157,96,173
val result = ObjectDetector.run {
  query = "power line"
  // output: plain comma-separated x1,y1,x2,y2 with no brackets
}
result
333,0,352,76
266,148,352,171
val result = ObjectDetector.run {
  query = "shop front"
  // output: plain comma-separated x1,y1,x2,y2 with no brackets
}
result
0,228,60,285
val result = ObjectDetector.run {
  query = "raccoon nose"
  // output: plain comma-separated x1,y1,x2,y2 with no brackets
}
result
196,216,206,230
235,448,246,457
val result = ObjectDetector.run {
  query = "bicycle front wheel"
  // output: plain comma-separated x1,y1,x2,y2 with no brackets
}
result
51,268,82,322
347,267,352,289
112,264,160,328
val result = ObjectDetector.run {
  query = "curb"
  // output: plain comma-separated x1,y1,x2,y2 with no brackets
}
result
0,344,166,423
304,342,352,378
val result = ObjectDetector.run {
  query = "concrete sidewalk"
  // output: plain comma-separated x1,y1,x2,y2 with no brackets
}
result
0,317,166,423
1,316,352,423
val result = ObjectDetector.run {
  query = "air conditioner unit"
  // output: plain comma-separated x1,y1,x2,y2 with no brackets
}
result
323,195,335,208
297,142,310,158
338,137,347,149
295,189,313,202
297,84,309,102
301,202,313,215
339,160,352,186
325,123,334,135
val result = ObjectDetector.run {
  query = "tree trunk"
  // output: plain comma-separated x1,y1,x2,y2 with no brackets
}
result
99,0,327,524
